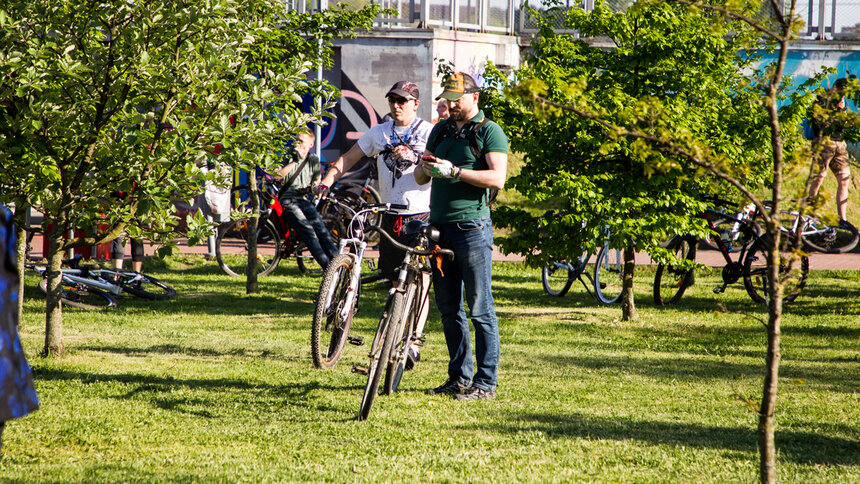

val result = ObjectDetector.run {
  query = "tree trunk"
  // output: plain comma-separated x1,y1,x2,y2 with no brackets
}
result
245,169,260,294
14,206,27,328
42,226,66,356
621,244,637,321
758,237,783,484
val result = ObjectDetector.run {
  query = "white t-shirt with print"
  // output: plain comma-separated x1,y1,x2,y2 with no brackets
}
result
357,119,432,215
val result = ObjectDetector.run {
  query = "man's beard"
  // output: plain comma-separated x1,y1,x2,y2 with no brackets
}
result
450,108,468,122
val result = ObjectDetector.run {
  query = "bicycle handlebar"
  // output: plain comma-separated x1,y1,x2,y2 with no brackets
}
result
365,225,455,260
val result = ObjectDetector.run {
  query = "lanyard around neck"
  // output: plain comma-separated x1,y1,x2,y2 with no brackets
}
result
391,118,419,146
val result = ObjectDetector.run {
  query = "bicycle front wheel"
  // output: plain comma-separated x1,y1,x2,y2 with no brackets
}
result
311,254,356,369
743,237,809,304
384,278,421,394
542,254,584,297
358,291,404,421
39,278,117,310
115,272,176,300
801,218,860,254
216,218,281,277
593,245,623,304
653,236,697,306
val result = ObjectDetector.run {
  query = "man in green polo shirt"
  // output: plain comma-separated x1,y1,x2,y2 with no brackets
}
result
415,72,508,400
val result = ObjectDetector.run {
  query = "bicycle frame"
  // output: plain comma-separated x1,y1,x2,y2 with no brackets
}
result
30,265,123,295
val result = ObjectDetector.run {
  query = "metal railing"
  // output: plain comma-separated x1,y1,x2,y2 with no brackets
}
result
295,0,860,39
792,0,860,39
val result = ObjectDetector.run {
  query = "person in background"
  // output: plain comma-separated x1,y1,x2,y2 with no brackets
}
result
809,77,854,229
416,72,508,401
435,99,449,122
0,205,39,450
276,128,338,269
112,237,143,272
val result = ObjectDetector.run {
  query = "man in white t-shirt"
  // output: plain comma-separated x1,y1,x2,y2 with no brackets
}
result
318,80,432,368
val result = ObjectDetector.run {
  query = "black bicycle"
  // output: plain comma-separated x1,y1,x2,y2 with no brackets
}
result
654,202,809,306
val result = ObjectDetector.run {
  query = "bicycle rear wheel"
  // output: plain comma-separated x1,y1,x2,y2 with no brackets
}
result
800,218,860,254
384,278,421,394
311,254,356,369
216,218,281,277
39,278,117,310
358,291,404,421
653,236,697,306
114,272,176,300
743,237,808,304
593,244,623,304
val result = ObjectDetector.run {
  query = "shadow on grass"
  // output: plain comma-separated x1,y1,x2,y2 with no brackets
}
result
472,412,860,466
75,343,302,361
33,367,364,417
543,352,860,394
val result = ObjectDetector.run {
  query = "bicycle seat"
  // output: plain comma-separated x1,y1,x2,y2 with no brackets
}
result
404,220,440,243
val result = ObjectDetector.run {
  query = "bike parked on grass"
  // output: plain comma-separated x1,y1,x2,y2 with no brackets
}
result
654,200,809,306
542,225,623,304
26,255,176,309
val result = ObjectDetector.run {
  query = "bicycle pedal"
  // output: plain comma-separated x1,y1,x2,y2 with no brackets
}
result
347,335,365,346
413,334,427,345
351,364,368,376
713,286,726,294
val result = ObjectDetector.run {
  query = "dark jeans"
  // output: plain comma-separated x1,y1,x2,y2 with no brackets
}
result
279,196,337,269
431,216,499,391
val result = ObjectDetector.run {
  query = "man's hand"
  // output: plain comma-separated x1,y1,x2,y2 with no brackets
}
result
421,155,457,179
312,183,330,198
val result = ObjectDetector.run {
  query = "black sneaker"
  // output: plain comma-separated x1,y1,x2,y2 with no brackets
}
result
454,386,496,401
426,379,468,395
839,219,856,230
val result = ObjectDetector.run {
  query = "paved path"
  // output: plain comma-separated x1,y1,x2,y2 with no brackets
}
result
29,235,860,270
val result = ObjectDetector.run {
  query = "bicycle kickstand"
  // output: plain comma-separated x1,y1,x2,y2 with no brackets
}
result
578,272,597,300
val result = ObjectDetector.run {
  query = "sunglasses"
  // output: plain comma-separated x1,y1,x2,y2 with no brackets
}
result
387,96,413,105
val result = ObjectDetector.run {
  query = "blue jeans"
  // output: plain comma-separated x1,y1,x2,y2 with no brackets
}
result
431,216,499,391
279,196,337,269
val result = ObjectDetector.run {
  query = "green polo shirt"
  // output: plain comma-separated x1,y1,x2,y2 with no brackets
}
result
425,111,508,223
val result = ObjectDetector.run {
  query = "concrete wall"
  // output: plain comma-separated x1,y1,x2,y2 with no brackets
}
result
318,29,519,164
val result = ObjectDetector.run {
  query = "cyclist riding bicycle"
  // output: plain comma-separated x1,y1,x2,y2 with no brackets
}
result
276,128,338,270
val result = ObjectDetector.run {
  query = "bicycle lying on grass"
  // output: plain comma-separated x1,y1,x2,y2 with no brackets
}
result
542,225,624,304
26,255,176,309
763,200,859,254
654,200,809,306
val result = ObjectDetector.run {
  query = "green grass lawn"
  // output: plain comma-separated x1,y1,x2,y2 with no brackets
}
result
4,256,859,483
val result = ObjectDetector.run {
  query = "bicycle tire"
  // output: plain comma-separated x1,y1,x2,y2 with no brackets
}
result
311,254,356,369
541,251,587,297
384,278,421,394
296,214,344,276
800,218,860,254
39,278,117,310
358,291,404,421
593,244,623,304
216,218,281,277
743,237,809,304
653,236,697,306
114,272,176,300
